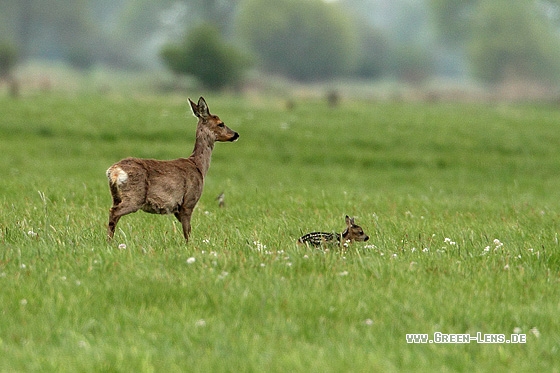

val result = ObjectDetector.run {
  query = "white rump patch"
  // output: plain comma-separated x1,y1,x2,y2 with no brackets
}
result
107,166,128,186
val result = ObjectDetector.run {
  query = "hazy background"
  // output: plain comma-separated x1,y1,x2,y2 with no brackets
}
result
2,0,560,100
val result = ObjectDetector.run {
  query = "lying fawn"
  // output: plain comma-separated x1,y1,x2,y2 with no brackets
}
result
106,97,239,242
298,215,369,247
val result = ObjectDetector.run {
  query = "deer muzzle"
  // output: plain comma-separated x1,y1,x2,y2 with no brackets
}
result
229,132,240,142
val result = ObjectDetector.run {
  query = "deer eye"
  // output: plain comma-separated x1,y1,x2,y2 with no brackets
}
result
218,123,225,128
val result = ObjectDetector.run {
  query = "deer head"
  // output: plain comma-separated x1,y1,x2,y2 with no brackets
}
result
189,97,239,142
341,215,369,243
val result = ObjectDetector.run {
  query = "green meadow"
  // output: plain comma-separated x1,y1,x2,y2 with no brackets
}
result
0,93,559,371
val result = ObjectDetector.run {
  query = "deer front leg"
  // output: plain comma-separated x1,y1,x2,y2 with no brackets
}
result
174,209,193,242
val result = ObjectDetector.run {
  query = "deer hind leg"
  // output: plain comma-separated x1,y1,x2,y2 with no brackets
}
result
174,209,193,242
107,203,141,240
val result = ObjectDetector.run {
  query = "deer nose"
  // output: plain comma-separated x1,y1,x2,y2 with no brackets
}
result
230,132,239,142
364,236,369,241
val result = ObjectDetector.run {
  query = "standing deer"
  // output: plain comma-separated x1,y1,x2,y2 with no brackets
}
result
298,215,369,247
106,97,239,242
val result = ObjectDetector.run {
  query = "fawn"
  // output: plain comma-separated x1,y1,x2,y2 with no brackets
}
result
298,215,369,247
106,97,239,242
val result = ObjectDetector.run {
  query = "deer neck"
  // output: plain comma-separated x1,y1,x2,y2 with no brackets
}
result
189,126,215,177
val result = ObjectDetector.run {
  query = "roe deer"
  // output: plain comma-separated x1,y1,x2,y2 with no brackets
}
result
298,215,369,247
106,97,239,242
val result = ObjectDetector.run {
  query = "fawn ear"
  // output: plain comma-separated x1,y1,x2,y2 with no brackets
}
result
345,215,354,226
189,97,210,119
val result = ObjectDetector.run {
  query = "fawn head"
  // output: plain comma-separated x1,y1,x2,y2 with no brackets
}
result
342,215,369,243
189,97,239,142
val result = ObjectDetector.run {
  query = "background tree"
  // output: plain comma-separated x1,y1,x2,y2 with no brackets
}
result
429,0,560,83
235,0,358,81
468,0,560,83
428,0,477,47
0,43,17,78
353,25,390,79
0,42,19,96
160,23,251,90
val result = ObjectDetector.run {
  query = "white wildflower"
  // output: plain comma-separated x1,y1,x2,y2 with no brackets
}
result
493,239,503,249
186,257,196,264
217,271,228,280
444,238,456,245
253,241,267,251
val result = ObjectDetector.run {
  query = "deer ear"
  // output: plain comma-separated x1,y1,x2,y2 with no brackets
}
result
197,97,210,118
188,97,210,119
188,98,199,118
345,215,351,226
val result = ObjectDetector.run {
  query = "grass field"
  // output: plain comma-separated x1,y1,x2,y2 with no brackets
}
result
1,93,559,372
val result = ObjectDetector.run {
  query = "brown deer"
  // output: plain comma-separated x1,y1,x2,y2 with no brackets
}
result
298,215,369,247
106,97,239,242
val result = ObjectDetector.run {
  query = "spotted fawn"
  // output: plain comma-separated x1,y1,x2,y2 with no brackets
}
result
298,216,369,247
106,97,239,242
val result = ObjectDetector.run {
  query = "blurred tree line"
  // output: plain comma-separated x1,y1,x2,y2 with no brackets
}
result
430,0,560,83
2,0,560,89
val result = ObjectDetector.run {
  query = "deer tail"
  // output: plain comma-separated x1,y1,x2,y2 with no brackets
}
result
106,165,128,204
